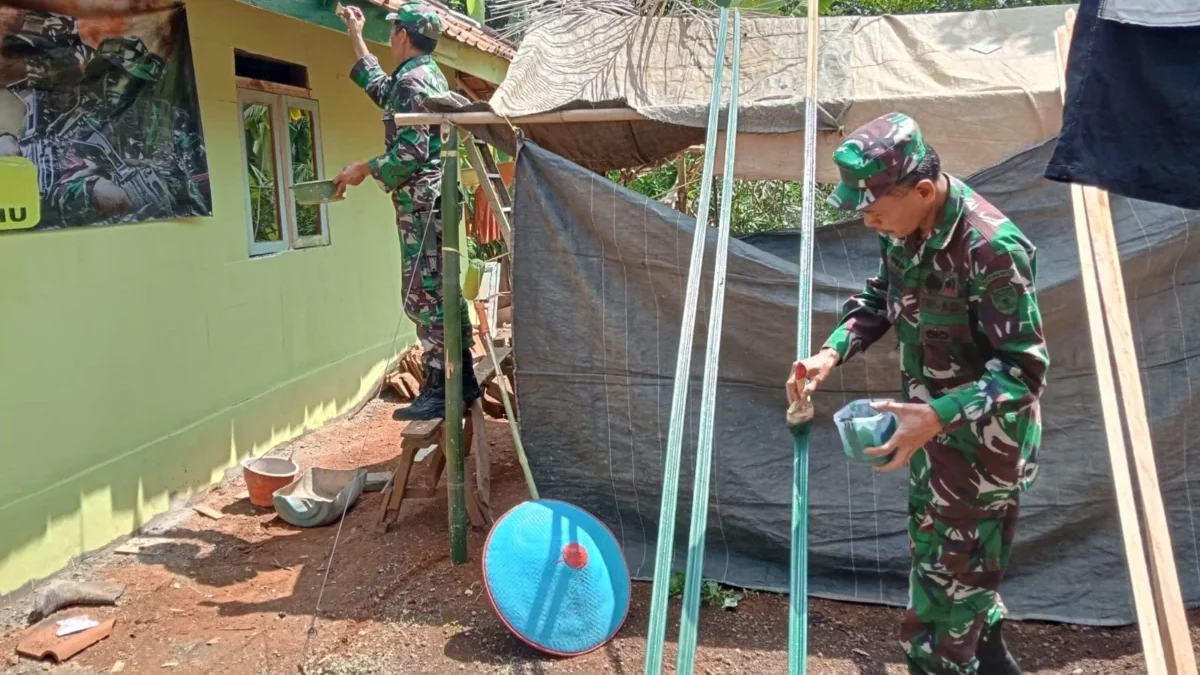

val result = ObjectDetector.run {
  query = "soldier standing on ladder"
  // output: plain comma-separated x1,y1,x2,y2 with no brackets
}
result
786,113,1049,675
332,2,480,420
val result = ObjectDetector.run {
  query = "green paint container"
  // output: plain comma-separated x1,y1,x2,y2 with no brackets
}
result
463,258,486,301
291,179,342,205
833,399,897,466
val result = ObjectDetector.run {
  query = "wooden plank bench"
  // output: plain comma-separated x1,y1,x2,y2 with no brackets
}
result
376,348,514,534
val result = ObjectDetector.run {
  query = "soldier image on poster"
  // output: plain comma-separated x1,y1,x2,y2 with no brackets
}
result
0,5,210,231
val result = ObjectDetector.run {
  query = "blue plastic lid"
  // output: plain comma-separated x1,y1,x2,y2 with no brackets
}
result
833,399,898,465
482,500,631,656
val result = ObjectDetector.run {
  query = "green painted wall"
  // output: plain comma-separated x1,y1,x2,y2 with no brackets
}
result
0,0,452,594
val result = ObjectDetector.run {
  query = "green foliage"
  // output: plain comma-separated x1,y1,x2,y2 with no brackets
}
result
289,108,321,238
610,152,840,236
664,572,743,609
243,103,280,244
668,571,687,598
466,0,487,22
467,235,505,261
242,104,325,244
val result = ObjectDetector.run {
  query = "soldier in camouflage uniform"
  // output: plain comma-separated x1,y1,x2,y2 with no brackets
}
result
2,13,183,228
786,113,1048,675
333,2,479,421
50,35,172,226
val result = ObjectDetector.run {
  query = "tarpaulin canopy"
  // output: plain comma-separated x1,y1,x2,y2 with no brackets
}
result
510,137,1200,625
436,5,1070,182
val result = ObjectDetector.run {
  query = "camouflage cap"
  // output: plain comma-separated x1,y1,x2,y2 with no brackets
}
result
86,36,164,81
386,2,442,41
827,112,929,213
1,14,82,57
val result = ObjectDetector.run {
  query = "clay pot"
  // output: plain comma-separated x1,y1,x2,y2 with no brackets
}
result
242,457,300,508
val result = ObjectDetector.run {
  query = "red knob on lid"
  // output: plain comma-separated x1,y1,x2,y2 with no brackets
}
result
562,543,588,570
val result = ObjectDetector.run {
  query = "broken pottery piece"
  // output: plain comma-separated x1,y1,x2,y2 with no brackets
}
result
17,613,115,662
272,467,367,528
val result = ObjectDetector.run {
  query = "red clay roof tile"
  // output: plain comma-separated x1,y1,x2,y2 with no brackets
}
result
369,0,516,61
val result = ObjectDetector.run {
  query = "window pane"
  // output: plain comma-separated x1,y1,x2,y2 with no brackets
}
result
288,107,322,239
242,102,281,244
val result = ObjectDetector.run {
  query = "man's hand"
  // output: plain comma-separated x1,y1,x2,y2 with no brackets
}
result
337,3,365,37
786,348,840,406
332,161,371,197
864,400,944,472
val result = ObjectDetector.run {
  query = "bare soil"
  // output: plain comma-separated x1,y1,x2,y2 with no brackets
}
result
1,397,1194,675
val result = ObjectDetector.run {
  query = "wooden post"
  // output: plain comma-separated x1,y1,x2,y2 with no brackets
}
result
393,107,647,128
1056,12,1195,674
1053,30,1166,674
442,121,468,565
674,153,689,214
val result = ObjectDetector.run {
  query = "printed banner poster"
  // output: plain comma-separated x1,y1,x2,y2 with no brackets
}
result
0,3,210,231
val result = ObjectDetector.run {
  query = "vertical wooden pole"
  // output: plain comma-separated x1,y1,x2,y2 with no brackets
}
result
1084,186,1197,675
674,152,689,214
443,120,468,565
1056,12,1194,673
1053,28,1166,674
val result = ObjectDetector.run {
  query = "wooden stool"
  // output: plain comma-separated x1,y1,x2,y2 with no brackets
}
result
376,351,513,534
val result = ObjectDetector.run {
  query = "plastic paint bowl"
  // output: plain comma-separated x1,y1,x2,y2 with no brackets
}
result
291,180,342,205
242,457,300,508
833,399,898,466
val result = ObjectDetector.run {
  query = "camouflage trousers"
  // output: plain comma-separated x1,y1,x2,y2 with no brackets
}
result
398,207,472,371
902,494,1019,675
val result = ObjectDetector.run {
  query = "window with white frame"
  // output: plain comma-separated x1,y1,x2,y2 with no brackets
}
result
236,53,329,257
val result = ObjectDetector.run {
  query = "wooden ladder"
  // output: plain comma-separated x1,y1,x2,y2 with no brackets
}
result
464,134,513,249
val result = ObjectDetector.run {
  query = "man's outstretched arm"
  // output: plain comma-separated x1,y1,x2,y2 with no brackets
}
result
339,5,390,109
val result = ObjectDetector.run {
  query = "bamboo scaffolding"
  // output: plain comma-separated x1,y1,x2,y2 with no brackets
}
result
394,108,646,127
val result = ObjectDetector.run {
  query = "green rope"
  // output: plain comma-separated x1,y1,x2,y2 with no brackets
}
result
676,11,742,675
641,9,732,675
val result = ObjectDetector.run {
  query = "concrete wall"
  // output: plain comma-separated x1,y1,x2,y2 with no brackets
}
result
0,0,430,594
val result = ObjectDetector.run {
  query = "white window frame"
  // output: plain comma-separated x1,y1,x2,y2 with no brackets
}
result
236,87,330,257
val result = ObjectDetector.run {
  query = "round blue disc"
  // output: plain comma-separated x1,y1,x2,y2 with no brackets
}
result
483,499,631,656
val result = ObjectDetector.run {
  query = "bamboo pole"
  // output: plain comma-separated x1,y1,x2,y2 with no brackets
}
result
675,11,741,675
642,9,732,674
1052,24,1167,675
788,0,821,671
442,122,468,566
394,107,646,127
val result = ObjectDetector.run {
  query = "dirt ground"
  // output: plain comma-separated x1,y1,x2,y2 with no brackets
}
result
1,396,1195,675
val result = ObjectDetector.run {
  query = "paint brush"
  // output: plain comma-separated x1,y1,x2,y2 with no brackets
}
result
786,361,814,428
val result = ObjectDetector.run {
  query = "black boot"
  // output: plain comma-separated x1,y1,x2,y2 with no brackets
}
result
976,621,1022,675
394,365,446,421
462,349,483,405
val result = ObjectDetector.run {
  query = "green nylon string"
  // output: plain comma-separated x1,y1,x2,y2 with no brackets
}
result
642,9,731,675
676,11,741,675
788,5,821,672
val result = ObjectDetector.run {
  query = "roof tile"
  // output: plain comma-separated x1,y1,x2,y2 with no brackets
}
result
369,0,516,60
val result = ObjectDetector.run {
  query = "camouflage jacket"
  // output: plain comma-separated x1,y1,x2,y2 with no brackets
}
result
350,53,446,214
824,176,1049,490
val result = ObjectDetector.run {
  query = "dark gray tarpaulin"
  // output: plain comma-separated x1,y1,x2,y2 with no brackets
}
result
510,137,1200,626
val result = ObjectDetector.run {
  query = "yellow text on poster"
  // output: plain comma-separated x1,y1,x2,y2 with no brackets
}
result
0,157,39,230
